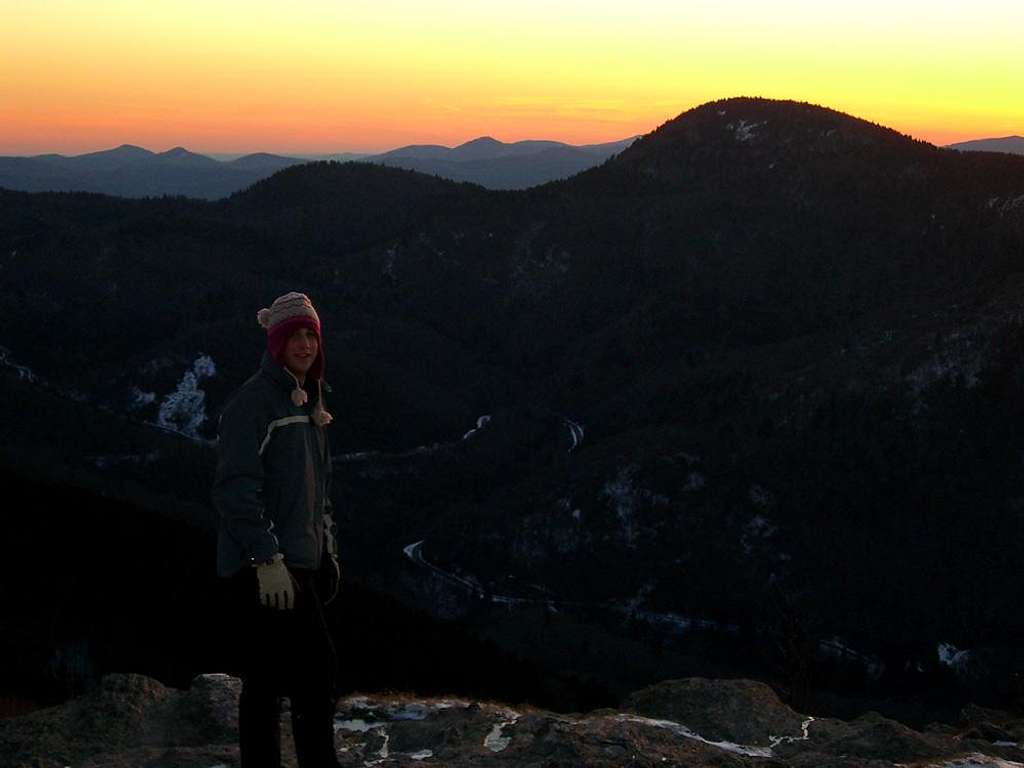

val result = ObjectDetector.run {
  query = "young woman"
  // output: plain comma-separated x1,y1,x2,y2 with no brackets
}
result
213,291,341,768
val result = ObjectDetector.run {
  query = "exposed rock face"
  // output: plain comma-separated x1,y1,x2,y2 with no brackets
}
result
2,673,1024,768
0,673,240,767
623,677,807,746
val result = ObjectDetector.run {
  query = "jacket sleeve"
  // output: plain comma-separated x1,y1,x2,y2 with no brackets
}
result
212,393,279,564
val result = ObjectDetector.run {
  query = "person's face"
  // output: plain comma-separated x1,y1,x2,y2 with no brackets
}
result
283,326,319,379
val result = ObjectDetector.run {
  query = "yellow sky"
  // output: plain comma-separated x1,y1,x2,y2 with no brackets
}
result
2,0,1021,154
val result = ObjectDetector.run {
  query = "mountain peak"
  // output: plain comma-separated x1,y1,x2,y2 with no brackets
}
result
658,96,909,142
459,136,503,147
66,144,156,167
603,96,935,182
156,146,219,166
158,146,208,160
113,143,150,153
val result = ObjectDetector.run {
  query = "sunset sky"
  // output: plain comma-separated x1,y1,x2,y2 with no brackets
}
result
2,0,1022,155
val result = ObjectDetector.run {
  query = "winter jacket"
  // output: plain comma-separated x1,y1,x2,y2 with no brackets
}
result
213,350,337,577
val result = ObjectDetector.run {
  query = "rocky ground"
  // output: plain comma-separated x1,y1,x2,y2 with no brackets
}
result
2,673,1023,768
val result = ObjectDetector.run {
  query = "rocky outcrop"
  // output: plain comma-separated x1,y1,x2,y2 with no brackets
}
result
2,673,1024,768
0,673,240,768
623,677,808,746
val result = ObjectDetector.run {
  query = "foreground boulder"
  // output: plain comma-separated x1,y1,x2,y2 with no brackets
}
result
0,673,240,768
623,677,808,746
2,673,1023,767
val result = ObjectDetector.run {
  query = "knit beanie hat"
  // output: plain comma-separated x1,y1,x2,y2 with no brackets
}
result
256,292,333,426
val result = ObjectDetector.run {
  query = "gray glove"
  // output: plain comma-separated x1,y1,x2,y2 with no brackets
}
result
256,553,295,610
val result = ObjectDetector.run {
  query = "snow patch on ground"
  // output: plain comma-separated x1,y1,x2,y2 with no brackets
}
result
403,540,494,600
157,354,216,439
987,194,1024,216
0,345,38,383
769,716,816,747
602,465,670,548
603,466,641,547
336,715,392,767
462,414,491,440
130,386,156,409
92,451,160,470
741,513,778,555
629,609,732,634
335,718,388,733
727,119,767,142
614,713,773,757
683,471,705,491
938,642,972,671
922,755,1024,767
905,330,983,395
484,717,519,752
819,637,886,681
386,703,430,720
563,417,585,452
361,727,390,766
375,731,389,761
614,712,816,757
557,497,584,522
619,584,737,635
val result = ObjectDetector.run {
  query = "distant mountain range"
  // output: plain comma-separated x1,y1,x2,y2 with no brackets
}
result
0,145,305,199
368,136,637,189
0,136,637,198
946,135,1024,155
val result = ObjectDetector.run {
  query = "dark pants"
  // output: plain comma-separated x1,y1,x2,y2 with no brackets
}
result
225,566,339,768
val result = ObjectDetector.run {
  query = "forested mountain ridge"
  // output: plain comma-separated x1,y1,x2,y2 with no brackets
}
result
3,97,1024,718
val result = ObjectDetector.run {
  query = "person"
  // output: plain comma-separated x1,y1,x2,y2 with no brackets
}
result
212,291,342,768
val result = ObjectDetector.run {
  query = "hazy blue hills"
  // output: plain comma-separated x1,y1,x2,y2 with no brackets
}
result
947,135,1024,155
0,144,309,199
225,151,307,171
375,135,635,162
0,135,637,199
370,135,637,188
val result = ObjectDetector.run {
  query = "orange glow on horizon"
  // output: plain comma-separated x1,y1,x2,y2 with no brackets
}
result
2,0,1021,155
